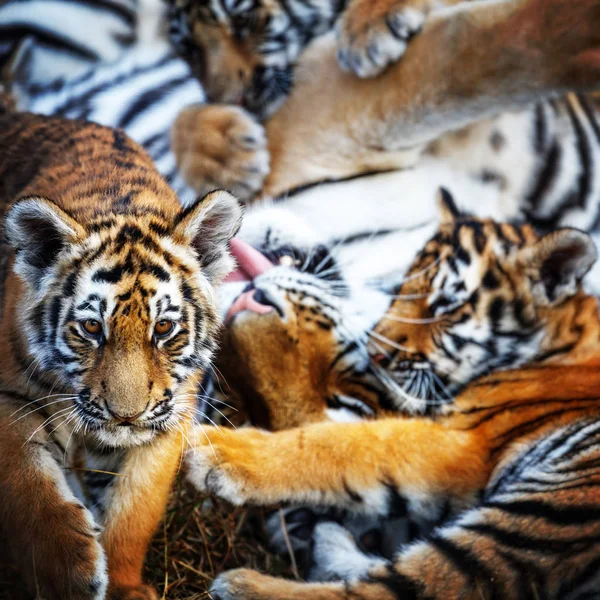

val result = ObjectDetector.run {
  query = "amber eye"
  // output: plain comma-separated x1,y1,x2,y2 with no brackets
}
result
154,319,175,338
82,319,102,337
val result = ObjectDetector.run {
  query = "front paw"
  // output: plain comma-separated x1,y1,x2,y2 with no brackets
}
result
185,428,253,505
210,569,273,600
35,503,107,600
110,584,159,600
336,0,427,78
172,104,270,203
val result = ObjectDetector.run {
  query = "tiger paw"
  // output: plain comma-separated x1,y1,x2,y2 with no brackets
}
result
110,584,160,600
185,426,267,505
171,104,270,203
336,0,428,78
210,568,277,600
32,502,108,600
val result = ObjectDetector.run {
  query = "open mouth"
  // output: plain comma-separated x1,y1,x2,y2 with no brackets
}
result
225,238,273,283
224,238,280,323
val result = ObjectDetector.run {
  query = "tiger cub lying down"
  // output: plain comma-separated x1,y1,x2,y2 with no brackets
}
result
0,110,241,600
171,0,600,202
187,193,600,599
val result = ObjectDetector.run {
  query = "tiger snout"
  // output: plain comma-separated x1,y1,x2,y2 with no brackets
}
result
77,346,180,446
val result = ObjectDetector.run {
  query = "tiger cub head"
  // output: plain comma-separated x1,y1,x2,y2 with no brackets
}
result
370,189,598,414
216,243,391,431
166,0,341,119
5,190,241,447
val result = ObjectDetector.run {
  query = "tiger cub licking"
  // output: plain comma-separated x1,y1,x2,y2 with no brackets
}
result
0,109,241,600
187,192,600,599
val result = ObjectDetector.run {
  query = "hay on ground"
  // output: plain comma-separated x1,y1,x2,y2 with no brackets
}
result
0,478,296,600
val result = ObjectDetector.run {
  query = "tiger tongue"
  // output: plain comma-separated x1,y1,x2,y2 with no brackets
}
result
224,238,273,283
225,289,274,323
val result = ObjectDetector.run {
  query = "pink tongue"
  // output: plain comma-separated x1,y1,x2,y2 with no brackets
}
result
225,289,273,323
224,238,273,283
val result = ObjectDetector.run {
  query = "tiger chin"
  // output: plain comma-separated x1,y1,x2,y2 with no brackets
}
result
0,111,242,599
186,190,600,599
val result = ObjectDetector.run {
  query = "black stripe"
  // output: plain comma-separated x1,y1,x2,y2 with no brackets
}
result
486,499,600,525
465,521,600,553
52,53,174,116
118,75,192,129
430,534,499,598
0,25,98,61
524,143,561,212
566,98,593,209
275,169,396,201
578,93,600,144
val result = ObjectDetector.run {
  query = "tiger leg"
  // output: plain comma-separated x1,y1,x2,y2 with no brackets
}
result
186,419,489,514
0,396,107,600
211,499,590,600
336,0,467,77
211,421,600,600
101,428,184,599
264,0,600,196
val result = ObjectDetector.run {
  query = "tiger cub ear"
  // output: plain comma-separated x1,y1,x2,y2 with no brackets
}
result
5,196,85,288
436,187,462,225
519,228,597,305
174,190,243,285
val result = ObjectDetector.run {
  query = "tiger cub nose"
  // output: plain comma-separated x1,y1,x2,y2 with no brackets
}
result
105,401,149,423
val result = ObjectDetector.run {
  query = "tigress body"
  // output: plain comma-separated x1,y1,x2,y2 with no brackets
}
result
5,0,600,222
186,199,600,600
168,0,600,234
0,109,241,600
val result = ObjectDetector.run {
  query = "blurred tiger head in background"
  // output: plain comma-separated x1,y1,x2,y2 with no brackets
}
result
166,0,344,118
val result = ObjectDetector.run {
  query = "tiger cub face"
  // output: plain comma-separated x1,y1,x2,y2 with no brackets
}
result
166,0,342,118
6,191,241,447
217,244,390,430
370,189,598,414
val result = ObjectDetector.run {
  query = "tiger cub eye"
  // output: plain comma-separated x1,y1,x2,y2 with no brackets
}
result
82,319,102,336
154,319,175,338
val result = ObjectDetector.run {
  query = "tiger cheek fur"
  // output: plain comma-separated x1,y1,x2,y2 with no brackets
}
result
216,265,385,430
218,291,343,430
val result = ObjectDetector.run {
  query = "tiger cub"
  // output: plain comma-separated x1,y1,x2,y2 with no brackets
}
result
185,191,600,599
0,109,241,600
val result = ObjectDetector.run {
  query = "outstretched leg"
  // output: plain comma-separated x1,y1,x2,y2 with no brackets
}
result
209,421,600,599
264,0,600,196
187,419,488,517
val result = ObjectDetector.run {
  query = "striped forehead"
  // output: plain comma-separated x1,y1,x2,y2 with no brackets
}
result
70,222,211,322
74,270,184,332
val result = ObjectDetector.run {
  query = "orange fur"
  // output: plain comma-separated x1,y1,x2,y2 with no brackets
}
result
0,113,239,599
187,209,600,598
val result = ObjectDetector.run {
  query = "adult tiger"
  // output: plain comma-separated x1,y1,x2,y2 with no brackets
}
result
0,106,242,600
182,0,600,433
171,0,600,229
186,193,600,600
